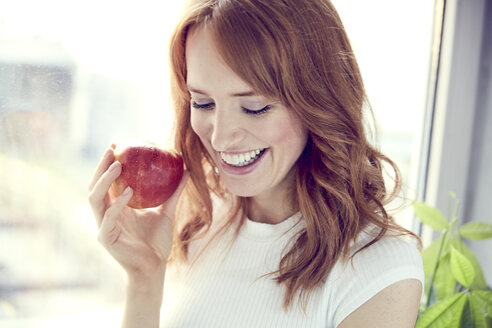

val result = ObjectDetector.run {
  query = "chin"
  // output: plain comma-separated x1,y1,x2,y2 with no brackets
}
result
224,183,263,198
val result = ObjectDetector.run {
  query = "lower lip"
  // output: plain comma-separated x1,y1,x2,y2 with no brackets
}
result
218,149,269,175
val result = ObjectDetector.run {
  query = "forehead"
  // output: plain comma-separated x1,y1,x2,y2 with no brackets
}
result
185,26,253,95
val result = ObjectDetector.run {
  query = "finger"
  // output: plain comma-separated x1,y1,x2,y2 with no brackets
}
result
98,186,133,248
159,170,190,216
88,161,122,226
88,147,115,191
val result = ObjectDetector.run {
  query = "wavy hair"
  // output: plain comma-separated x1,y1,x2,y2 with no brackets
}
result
169,0,420,309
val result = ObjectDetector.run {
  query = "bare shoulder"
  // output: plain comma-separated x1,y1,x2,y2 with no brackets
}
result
337,279,422,328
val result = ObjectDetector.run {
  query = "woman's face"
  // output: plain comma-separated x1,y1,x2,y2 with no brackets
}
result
185,26,308,200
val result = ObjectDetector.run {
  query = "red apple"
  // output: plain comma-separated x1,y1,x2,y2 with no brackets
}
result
111,142,184,209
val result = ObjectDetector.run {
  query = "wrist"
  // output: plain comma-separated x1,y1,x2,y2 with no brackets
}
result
121,263,166,328
124,268,165,317
122,275,164,328
126,264,166,292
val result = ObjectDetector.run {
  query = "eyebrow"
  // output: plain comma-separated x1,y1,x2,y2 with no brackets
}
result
186,85,257,97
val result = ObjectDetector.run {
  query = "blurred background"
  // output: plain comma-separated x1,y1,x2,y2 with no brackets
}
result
0,0,490,327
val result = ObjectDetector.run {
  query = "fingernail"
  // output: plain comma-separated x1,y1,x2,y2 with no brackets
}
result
122,186,132,196
109,161,120,172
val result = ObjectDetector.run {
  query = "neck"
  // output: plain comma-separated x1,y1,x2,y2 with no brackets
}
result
242,164,299,225
246,191,297,225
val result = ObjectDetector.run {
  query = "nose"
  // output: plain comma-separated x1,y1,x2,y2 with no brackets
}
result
210,106,245,151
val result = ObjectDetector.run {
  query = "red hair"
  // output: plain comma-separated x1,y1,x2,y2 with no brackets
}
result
169,0,420,309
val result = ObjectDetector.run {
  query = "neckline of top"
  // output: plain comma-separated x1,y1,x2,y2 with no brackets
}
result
240,212,304,242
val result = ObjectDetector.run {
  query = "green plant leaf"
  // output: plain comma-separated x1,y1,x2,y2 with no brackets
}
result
451,239,488,289
422,237,441,278
472,290,492,317
469,293,490,328
422,237,450,278
450,246,475,288
434,254,456,301
416,292,467,328
413,202,448,231
460,298,473,328
458,221,492,240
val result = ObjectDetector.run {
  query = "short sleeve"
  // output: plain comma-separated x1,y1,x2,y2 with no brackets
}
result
328,234,424,327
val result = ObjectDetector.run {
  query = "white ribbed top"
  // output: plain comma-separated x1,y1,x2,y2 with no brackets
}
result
240,212,303,241
161,214,424,328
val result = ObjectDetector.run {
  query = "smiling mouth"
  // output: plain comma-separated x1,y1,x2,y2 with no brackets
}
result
220,148,267,167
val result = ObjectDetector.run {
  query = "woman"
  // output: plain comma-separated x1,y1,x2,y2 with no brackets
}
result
88,0,424,327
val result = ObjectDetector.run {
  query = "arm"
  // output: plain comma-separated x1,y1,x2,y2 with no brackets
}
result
122,270,166,328
337,279,422,328
88,146,189,328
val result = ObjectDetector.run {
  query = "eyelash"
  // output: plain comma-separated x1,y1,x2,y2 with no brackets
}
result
191,101,272,116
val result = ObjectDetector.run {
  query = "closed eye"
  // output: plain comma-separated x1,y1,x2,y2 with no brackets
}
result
241,105,272,115
191,101,214,110
191,101,272,116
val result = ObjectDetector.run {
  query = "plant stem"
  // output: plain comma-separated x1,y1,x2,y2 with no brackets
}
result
425,226,449,309
424,194,457,310
423,195,460,310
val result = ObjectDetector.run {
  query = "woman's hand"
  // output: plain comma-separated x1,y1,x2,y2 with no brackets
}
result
88,145,188,282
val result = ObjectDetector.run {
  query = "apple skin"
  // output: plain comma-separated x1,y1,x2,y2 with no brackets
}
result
111,143,184,209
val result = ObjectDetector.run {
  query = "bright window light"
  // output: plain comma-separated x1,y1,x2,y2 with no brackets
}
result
0,1,434,325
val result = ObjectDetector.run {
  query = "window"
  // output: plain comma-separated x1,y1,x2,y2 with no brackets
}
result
331,0,435,231
0,1,435,325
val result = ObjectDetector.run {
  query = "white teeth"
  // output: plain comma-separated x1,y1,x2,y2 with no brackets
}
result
220,148,265,167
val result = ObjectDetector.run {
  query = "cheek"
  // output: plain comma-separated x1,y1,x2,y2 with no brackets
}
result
190,110,208,139
260,115,308,150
